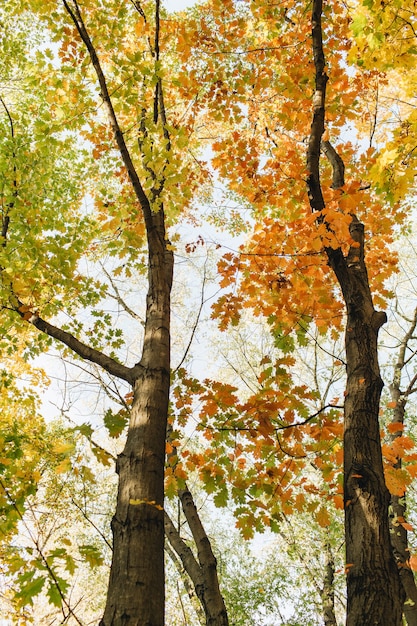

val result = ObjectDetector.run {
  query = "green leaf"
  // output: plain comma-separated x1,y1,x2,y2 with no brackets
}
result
79,544,104,568
351,13,367,37
103,408,129,438
213,488,228,508
16,575,46,605
273,331,295,353
47,581,63,607
76,422,94,438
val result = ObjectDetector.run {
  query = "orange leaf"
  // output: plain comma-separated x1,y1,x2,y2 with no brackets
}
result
316,505,330,528
333,494,344,510
387,422,404,433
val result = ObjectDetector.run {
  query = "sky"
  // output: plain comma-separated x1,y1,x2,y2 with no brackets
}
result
165,0,197,11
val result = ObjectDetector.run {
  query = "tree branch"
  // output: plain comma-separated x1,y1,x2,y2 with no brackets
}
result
16,307,139,384
321,140,345,189
306,0,328,213
62,0,153,229
164,510,203,591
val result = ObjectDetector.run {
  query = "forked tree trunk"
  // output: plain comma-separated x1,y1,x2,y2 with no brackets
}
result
332,221,404,625
164,424,228,625
306,1,404,623
164,489,229,625
179,488,229,626
165,540,206,624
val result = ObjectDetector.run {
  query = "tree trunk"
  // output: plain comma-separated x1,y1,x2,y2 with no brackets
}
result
164,490,229,626
332,221,404,625
391,493,417,626
389,309,417,626
100,212,173,626
322,540,337,626
306,2,404,623
178,488,229,626
56,4,175,624
165,525,206,624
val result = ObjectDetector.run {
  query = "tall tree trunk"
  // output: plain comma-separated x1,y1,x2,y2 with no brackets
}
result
335,223,403,625
100,212,173,626
389,306,417,626
60,3,174,624
305,1,404,623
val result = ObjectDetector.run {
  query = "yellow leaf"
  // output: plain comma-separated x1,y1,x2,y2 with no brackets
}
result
55,458,72,474
53,441,75,455
379,148,397,168
129,499,163,511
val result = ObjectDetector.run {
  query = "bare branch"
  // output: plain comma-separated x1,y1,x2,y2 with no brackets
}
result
20,310,139,384
174,255,209,373
100,263,144,324
321,140,345,189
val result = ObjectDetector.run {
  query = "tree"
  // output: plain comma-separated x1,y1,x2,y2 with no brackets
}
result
306,1,403,622
1,0,204,623
181,0,410,623
3,0,417,623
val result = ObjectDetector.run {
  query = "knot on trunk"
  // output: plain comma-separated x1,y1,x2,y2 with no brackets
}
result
372,310,387,331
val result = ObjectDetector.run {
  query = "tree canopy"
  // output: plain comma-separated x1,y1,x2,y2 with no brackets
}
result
2,0,417,624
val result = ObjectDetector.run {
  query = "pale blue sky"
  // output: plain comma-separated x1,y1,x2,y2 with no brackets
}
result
165,0,197,11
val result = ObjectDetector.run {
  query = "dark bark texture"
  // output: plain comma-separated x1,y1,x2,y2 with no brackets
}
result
99,212,173,626
306,1,404,624
389,307,417,626
330,224,404,625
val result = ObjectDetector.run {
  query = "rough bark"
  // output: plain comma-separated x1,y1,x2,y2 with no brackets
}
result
100,212,173,626
389,306,417,626
306,1,404,624
335,228,403,625
321,540,337,626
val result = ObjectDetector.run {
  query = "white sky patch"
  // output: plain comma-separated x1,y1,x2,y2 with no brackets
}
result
164,0,198,11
